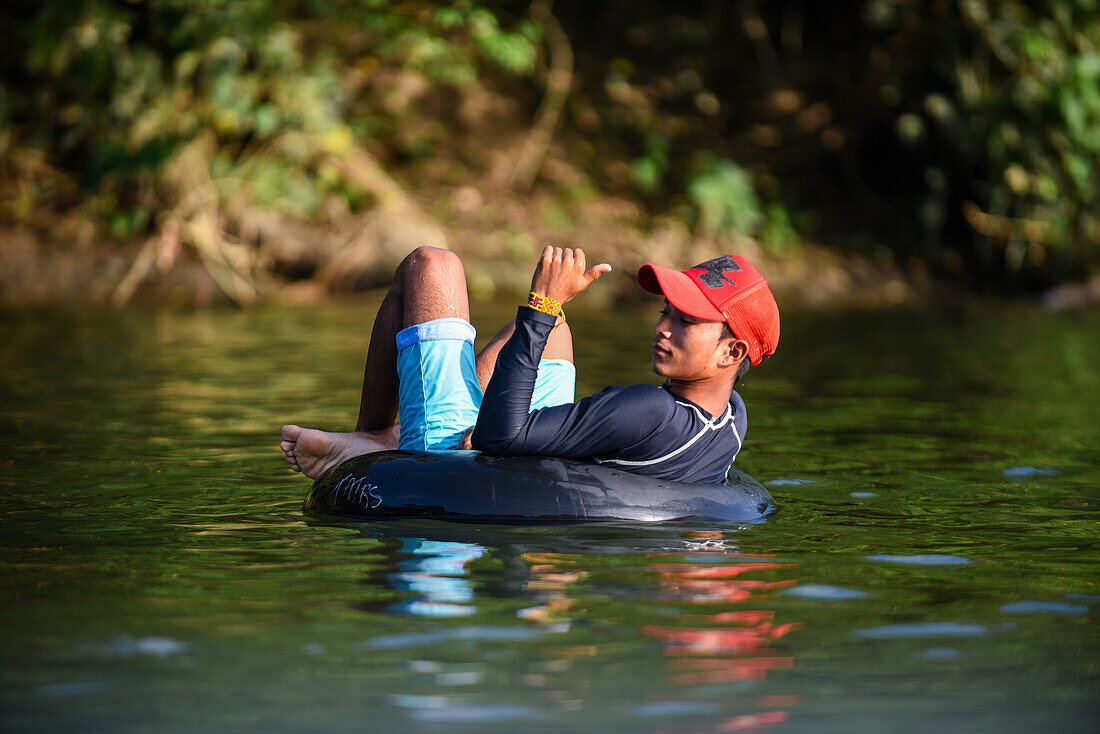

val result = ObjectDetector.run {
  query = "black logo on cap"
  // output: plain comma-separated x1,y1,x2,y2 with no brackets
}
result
695,255,742,289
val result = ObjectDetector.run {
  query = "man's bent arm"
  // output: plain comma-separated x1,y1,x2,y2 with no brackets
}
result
475,245,614,455
472,307,666,459
472,306,554,453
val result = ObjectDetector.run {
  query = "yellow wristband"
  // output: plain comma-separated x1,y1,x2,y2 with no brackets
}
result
527,291,562,317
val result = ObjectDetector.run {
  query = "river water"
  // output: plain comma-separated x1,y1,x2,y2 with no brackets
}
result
1,297,1097,733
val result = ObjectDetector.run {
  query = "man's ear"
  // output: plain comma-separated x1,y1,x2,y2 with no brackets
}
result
719,338,750,368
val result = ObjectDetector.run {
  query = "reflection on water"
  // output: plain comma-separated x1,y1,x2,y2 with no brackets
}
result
388,539,486,618
362,527,802,732
640,539,800,733
0,300,1097,733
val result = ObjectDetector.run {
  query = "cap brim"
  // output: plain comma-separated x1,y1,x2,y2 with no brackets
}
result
637,264,725,321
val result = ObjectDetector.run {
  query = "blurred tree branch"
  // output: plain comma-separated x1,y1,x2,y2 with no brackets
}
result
508,0,573,192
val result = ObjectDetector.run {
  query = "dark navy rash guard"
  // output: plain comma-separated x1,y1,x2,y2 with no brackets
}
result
471,306,747,484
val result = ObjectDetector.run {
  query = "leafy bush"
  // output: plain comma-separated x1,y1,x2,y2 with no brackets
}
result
1,0,539,232
2,0,1096,295
866,0,1099,284
687,157,763,239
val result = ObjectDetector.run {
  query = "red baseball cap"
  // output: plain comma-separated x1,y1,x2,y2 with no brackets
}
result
637,255,780,365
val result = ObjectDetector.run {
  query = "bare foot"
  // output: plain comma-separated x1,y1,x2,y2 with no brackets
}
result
280,424,398,479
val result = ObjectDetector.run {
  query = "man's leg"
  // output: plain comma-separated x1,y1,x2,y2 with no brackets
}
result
280,423,399,476
282,247,472,478
441,318,575,450
354,286,401,432
397,246,472,324
357,247,471,430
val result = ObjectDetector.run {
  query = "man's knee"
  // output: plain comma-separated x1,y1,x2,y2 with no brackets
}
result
396,246,470,325
398,246,463,283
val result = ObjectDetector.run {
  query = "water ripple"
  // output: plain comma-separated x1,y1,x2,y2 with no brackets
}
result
81,635,190,658
363,625,545,650
922,647,961,660
999,601,1089,615
36,681,114,698
784,584,869,600
865,554,972,566
854,623,986,639
635,700,719,716
1003,466,1060,478
410,704,538,723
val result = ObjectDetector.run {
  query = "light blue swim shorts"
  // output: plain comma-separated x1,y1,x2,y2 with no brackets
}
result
395,318,575,451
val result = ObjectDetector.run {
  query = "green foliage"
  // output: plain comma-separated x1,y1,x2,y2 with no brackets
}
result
630,135,668,194
1,0,538,234
872,0,1100,282
4,0,348,229
2,0,1097,293
761,202,798,252
466,7,538,75
682,157,798,251
557,0,1096,287
687,157,763,239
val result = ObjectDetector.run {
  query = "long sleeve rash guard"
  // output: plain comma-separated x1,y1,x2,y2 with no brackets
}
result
471,306,747,484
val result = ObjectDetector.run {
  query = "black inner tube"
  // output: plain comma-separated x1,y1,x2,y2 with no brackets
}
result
304,450,776,523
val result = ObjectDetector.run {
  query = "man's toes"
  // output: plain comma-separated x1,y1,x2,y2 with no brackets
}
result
280,440,295,453
281,424,302,441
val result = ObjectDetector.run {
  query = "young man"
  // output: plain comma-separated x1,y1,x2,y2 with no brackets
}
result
281,245,778,484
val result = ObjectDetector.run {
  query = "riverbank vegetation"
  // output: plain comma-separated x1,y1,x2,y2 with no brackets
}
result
1,0,1097,306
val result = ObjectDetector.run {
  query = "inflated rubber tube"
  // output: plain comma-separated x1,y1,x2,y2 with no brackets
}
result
304,450,776,523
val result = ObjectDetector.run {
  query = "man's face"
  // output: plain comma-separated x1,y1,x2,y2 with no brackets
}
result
651,301,730,380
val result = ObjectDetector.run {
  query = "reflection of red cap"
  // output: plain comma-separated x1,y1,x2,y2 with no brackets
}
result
637,255,780,365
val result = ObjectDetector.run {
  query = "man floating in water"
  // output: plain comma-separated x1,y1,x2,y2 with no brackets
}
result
281,246,779,484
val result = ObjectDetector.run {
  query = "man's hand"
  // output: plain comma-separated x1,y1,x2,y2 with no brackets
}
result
530,246,612,305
